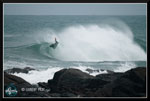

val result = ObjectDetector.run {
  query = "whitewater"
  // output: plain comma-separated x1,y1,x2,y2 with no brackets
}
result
36,24,146,61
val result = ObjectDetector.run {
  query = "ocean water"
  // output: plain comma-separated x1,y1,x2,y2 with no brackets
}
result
4,15,147,84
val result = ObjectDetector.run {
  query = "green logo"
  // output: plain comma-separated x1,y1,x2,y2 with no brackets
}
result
5,84,18,97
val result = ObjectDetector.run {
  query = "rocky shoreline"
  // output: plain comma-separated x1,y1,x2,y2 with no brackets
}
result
4,67,146,97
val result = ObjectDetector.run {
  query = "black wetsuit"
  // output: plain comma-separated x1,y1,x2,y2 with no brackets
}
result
50,40,59,49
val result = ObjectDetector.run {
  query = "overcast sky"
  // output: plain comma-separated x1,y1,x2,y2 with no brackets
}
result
4,3,146,15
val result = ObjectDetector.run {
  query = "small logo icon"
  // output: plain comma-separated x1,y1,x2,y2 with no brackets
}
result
5,84,18,97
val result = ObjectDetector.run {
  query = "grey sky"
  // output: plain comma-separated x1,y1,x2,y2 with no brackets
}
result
4,3,146,15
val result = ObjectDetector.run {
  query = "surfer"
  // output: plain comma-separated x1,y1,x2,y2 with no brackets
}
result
50,37,59,49
55,37,58,44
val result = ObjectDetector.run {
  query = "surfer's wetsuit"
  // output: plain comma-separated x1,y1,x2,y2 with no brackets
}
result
55,38,58,44
50,38,59,49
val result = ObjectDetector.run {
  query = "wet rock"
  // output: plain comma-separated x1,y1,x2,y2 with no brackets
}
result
60,92,77,97
38,82,49,89
96,73,123,82
24,67,35,71
46,67,146,97
4,72,31,87
4,72,50,97
50,68,94,86
4,67,35,74
106,70,115,74
86,68,99,73
47,68,94,96
93,67,146,97
49,93,61,97
5,67,146,97
111,67,146,97
86,68,114,74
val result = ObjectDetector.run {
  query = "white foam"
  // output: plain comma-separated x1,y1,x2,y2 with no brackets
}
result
36,21,146,61
11,62,137,84
11,65,108,84
56,25,146,61
114,62,136,72
12,67,63,84
69,65,108,76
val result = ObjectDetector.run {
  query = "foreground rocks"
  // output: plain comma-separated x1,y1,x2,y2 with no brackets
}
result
47,68,95,97
4,67,146,97
4,72,51,97
40,67,146,97
92,67,146,97
110,67,146,97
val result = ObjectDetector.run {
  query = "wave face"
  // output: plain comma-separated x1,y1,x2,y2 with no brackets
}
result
22,21,146,61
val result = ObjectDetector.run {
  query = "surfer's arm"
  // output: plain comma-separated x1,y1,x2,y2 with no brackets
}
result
55,38,59,43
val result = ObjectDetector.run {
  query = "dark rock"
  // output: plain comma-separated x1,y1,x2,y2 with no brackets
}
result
86,78,109,89
4,72,31,87
96,73,123,82
86,68,114,74
47,68,117,97
111,67,146,97
60,92,77,97
38,82,49,89
93,67,146,97
48,68,94,96
100,69,104,71
24,67,35,71
106,70,115,74
51,68,93,85
46,67,146,97
5,67,145,97
4,67,35,74
86,68,94,73
86,68,99,73
49,93,61,97
4,72,50,97
123,67,146,82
